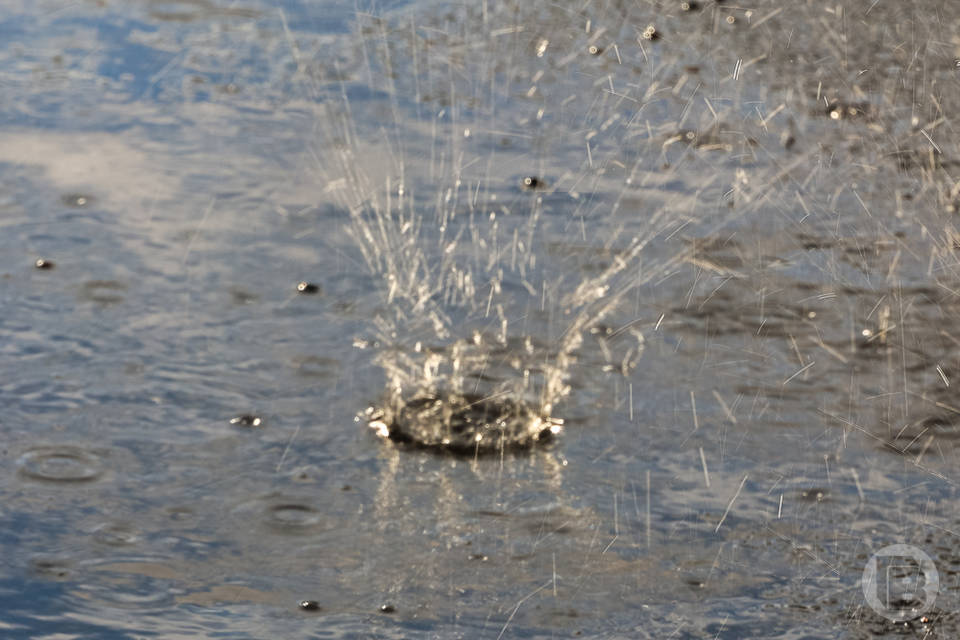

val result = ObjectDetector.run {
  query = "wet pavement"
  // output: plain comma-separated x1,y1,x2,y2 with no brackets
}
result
2,0,960,637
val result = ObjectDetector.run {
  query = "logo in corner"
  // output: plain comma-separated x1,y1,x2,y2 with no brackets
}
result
862,544,938,622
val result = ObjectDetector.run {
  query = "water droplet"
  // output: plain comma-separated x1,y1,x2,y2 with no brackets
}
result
640,25,659,40
296,281,320,294
34,258,55,269
380,604,396,614
230,414,262,427
299,599,321,611
522,176,543,190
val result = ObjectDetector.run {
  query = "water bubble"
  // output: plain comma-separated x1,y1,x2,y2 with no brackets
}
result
18,446,104,483
296,281,320,294
588,45,602,56
34,258,55,269
299,599,321,611
379,604,396,614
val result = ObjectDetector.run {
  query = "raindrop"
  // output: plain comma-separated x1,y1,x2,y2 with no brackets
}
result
522,176,543,190
296,281,320,294
230,414,262,427
800,489,827,502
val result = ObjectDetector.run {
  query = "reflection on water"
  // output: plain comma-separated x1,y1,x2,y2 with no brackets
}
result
1,0,960,637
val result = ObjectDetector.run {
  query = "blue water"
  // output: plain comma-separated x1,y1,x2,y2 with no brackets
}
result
2,1,960,637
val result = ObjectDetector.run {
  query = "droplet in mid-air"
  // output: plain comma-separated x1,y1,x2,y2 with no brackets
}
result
230,414,262,427
522,176,544,190
296,281,320,294
299,600,321,612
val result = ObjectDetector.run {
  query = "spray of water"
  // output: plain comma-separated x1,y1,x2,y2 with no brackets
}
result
319,104,696,452
312,1,755,454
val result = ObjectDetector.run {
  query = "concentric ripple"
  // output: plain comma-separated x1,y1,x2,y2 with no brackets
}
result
232,494,327,535
17,446,105,483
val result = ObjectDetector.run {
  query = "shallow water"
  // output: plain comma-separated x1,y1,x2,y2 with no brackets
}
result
3,0,960,637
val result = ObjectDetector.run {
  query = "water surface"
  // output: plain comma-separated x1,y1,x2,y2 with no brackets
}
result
2,0,960,637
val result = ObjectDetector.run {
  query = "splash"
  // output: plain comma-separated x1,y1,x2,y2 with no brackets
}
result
314,1,718,454
323,130,684,454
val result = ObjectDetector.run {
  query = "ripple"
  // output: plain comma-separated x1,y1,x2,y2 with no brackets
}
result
61,193,94,207
267,503,323,528
30,555,73,580
78,280,127,305
69,557,182,612
18,446,104,483
232,494,327,535
291,355,339,379
92,522,141,546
